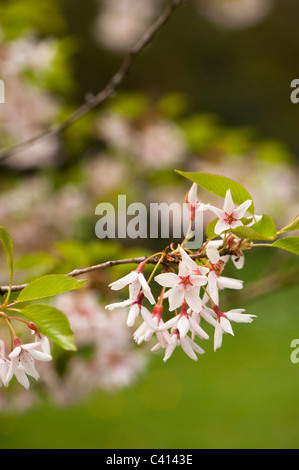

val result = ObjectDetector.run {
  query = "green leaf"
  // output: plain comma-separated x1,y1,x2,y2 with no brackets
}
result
0,225,14,296
278,215,299,234
17,274,86,303
206,218,218,240
271,237,299,256
20,304,76,351
233,215,277,241
176,171,254,215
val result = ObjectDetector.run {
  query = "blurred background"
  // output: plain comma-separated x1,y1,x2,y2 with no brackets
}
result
0,0,299,449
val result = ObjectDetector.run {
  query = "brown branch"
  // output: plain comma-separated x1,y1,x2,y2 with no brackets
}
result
0,0,186,163
0,255,157,295
0,248,235,296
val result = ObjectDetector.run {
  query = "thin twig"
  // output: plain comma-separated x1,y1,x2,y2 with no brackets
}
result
0,255,157,295
0,0,186,163
0,248,236,295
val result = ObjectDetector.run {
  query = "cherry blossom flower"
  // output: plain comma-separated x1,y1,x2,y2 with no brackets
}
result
179,246,209,277
108,261,155,305
158,301,209,341
186,183,211,221
205,245,243,304
0,341,9,388
133,305,170,347
155,254,207,312
207,238,245,270
162,330,205,362
212,305,256,351
210,189,252,235
106,291,151,327
6,338,52,389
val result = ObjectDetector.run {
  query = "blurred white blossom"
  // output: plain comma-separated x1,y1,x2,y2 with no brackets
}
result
196,0,275,29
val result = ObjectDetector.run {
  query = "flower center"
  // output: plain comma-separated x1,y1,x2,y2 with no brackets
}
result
224,212,237,225
179,275,193,287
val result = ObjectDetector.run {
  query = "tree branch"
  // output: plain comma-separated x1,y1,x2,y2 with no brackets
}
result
0,0,186,163
0,247,236,295
0,256,156,295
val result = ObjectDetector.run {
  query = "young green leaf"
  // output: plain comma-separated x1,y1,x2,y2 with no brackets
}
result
176,170,255,215
206,218,218,240
271,237,299,256
20,304,76,351
17,274,86,303
278,214,299,235
232,215,277,241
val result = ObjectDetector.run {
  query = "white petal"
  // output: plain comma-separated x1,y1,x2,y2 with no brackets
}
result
232,255,244,270
138,273,155,304
214,322,223,351
194,265,210,276
234,199,253,219
14,366,30,390
29,349,52,362
127,303,140,327
220,317,234,336
22,342,41,351
180,337,198,361
129,278,141,301
40,336,51,355
184,286,202,313
142,287,155,305
223,189,235,214
206,245,220,264
9,346,21,359
214,219,231,235
0,363,9,387
187,183,198,205
206,240,223,249
133,322,147,341
169,285,185,311
6,357,18,384
140,306,157,330
190,274,208,287
109,271,138,290
156,330,171,348
151,342,162,352
179,247,197,270
208,270,218,293
178,262,190,278
154,273,179,288
207,285,219,305
184,336,205,355
177,316,190,339
20,351,39,380
189,317,209,340
229,220,243,230
217,276,243,291
226,311,256,323
163,344,176,362
158,316,178,331
105,299,131,310
209,206,225,219
200,308,217,327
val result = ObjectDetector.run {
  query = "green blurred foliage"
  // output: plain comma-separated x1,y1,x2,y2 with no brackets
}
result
1,249,299,449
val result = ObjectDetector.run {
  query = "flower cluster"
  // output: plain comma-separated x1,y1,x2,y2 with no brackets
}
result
0,334,52,391
106,184,257,361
